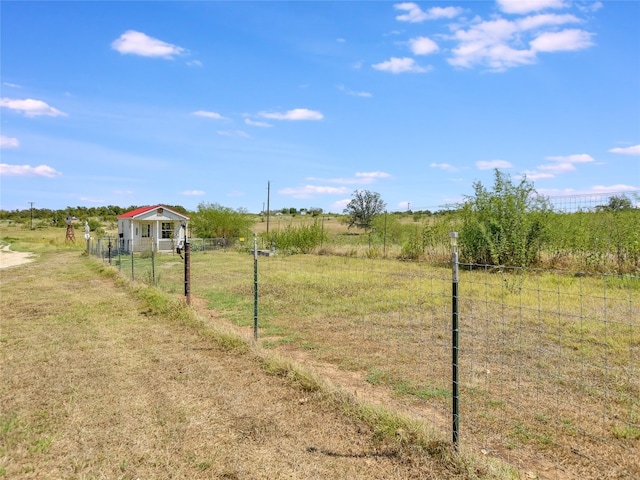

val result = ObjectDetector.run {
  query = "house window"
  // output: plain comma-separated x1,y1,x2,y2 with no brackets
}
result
141,224,151,238
161,222,174,239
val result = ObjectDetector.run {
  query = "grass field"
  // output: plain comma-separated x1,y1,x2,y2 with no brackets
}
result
2,223,638,479
123,243,638,479
1,225,517,479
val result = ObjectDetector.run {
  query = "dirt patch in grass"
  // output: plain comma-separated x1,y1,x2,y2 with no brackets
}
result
0,245,36,269
1,252,487,479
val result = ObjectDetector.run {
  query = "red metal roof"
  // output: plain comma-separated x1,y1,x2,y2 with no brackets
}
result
117,205,189,219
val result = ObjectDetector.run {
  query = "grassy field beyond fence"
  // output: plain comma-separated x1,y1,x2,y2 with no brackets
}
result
132,247,639,479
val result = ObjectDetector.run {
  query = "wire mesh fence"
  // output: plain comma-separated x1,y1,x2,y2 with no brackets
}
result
252,254,638,479
87,191,639,479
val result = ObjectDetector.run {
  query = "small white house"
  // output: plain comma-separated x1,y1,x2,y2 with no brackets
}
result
117,205,190,253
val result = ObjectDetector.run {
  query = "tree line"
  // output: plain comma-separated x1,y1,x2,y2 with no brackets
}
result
0,204,189,225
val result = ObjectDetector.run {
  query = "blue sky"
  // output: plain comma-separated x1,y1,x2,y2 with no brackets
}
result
1,0,639,214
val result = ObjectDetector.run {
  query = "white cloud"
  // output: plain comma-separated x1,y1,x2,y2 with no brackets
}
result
521,170,555,180
447,13,592,71
530,29,594,52
545,154,594,163
187,60,203,67
395,3,463,23
497,0,567,15
476,160,513,170
0,163,61,177
244,118,273,128
193,110,226,120
577,1,603,13
111,30,186,59
306,171,391,186
0,135,19,148
372,57,429,73
356,171,391,179
259,108,323,121
515,13,580,31
448,19,536,70
430,162,459,172
525,153,595,178
180,190,205,196
279,185,350,199
409,37,439,55
337,85,372,97
0,98,67,117
539,162,576,174
2,82,22,88
428,6,465,19
331,198,352,211
609,145,640,155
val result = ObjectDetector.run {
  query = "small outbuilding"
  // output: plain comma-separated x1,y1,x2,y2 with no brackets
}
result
117,205,189,253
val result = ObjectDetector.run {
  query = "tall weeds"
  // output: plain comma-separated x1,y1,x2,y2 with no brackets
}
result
262,219,328,253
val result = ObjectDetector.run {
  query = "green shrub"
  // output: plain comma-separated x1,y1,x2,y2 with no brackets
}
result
399,226,423,260
460,170,550,267
191,202,255,239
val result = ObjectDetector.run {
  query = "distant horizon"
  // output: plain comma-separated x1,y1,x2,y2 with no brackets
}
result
3,186,638,217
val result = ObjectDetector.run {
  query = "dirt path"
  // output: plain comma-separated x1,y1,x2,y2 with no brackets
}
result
0,244,36,269
0,252,466,479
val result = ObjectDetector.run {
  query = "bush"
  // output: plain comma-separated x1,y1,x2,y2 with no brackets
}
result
191,202,255,239
460,170,550,267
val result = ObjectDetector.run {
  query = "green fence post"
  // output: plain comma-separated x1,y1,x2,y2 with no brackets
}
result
184,240,191,305
253,233,259,342
152,241,156,285
449,231,460,450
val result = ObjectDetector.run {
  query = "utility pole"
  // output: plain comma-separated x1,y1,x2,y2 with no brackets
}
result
28,201,34,229
266,181,271,235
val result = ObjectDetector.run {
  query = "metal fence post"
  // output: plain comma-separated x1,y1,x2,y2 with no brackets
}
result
449,231,460,449
253,233,259,342
184,240,191,305
151,240,156,285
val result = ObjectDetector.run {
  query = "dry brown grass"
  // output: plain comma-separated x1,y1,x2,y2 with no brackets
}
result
146,250,638,480
0,242,511,478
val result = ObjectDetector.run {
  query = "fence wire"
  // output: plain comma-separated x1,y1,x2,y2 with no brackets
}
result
248,254,637,479
88,190,639,480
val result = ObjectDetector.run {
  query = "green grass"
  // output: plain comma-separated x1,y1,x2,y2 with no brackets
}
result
366,369,449,401
393,381,450,401
612,424,640,440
